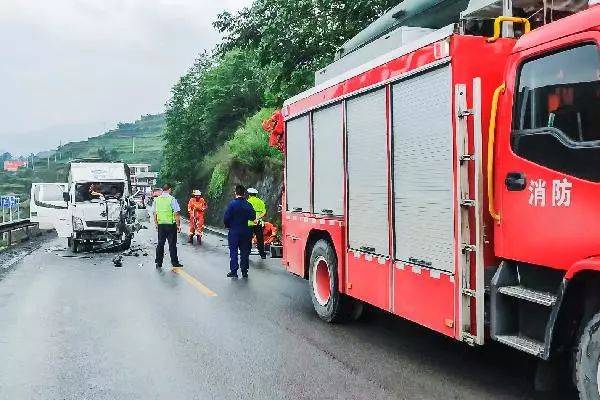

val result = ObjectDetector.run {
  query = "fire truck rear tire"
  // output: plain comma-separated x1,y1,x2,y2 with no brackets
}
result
574,310,600,400
308,239,361,323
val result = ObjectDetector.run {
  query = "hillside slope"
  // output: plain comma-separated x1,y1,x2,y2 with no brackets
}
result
55,114,165,171
0,114,165,205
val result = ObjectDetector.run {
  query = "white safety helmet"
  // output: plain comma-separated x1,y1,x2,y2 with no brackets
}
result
192,189,202,196
247,188,258,195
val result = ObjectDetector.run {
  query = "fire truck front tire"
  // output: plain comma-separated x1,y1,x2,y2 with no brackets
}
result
309,239,361,323
574,311,600,400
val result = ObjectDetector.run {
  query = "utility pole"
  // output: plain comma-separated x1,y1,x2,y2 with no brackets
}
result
132,137,135,154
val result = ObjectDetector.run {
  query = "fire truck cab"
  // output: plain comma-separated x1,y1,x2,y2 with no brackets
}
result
278,0,600,397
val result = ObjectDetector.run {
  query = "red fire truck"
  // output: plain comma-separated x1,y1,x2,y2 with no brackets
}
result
273,0,600,397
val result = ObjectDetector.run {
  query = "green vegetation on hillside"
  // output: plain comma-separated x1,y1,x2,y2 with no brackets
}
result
57,114,165,171
162,0,398,222
0,114,165,208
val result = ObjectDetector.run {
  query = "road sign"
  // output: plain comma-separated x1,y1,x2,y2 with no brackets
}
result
1,196,17,209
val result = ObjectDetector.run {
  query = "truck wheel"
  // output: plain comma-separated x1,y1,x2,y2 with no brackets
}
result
308,239,362,322
574,311,600,400
68,237,79,253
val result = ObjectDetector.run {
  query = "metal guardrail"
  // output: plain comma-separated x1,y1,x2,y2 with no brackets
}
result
0,219,39,248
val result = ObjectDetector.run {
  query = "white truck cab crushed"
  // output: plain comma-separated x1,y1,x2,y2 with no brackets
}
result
30,160,139,252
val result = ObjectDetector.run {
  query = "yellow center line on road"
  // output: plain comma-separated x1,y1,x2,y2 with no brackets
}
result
171,267,217,297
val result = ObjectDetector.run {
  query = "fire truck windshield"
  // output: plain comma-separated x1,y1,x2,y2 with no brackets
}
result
511,43,600,182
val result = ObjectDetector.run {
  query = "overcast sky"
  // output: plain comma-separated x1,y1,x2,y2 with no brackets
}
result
0,0,252,156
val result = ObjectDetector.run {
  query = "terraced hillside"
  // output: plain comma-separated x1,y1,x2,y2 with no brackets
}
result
0,114,165,209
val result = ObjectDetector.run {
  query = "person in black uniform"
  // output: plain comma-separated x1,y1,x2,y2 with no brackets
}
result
223,184,256,278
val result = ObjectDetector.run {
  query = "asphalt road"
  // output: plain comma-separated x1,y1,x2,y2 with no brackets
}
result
0,226,546,400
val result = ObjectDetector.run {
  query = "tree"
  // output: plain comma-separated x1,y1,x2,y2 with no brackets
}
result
97,147,119,161
213,0,398,103
161,49,265,185
161,0,400,209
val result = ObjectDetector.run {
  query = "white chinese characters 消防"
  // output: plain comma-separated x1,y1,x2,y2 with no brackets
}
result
528,178,572,207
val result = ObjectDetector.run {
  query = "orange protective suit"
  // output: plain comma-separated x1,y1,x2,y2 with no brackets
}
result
188,197,207,237
254,221,277,246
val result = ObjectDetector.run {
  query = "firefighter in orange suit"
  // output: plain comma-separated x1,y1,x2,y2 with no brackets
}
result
187,189,207,244
263,221,278,246
253,221,278,249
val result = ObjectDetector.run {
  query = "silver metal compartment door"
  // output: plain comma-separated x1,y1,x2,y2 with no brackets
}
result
285,115,311,212
347,89,389,255
392,65,454,272
313,104,344,216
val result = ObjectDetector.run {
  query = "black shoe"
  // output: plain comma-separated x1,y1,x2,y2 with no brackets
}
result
260,254,267,260
227,271,238,278
187,237,193,244
242,271,248,278
172,264,184,268
156,263,162,269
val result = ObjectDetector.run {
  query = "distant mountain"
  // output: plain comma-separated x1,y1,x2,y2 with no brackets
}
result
0,114,165,204
52,114,165,170
11,122,109,156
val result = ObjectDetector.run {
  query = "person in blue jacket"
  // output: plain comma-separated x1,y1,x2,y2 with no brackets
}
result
223,184,256,278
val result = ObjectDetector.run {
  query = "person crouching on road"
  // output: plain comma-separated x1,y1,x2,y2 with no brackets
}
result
223,184,256,278
187,189,207,245
154,183,183,269
261,221,277,246
247,187,267,259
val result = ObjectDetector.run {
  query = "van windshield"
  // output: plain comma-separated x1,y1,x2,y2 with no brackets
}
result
75,182,125,202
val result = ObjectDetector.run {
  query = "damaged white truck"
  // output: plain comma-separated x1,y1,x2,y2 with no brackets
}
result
30,160,139,252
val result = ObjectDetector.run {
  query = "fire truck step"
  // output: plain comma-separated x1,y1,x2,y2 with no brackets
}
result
497,285,558,307
495,335,545,357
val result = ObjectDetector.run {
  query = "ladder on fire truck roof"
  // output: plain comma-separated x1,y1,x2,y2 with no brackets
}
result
455,79,486,346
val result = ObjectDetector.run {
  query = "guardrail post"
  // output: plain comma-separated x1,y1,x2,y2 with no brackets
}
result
7,230,12,247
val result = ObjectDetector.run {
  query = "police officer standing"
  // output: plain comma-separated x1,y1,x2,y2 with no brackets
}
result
247,187,267,259
154,183,183,269
224,185,256,278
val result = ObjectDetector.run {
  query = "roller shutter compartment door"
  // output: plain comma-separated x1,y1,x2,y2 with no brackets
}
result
313,104,344,216
392,66,454,272
285,115,311,213
347,89,389,255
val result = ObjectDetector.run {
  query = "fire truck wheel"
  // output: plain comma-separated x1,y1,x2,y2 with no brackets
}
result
308,239,364,322
574,310,600,400
309,240,341,322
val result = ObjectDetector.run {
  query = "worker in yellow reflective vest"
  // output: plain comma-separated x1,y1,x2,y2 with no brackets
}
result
154,183,183,269
247,187,267,259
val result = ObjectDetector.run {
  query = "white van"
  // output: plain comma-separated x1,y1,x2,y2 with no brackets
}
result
30,160,138,252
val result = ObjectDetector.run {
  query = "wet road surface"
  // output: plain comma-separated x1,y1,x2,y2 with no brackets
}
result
0,227,544,399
